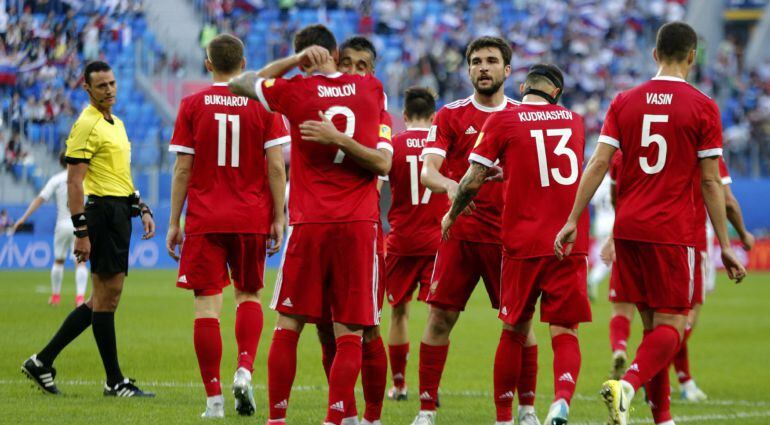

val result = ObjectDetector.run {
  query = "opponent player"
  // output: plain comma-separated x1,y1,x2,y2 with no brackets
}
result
166,34,289,418
413,36,539,425
11,151,89,306
249,34,392,425
383,87,445,402
228,24,392,425
554,22,746,425
444,64,589,425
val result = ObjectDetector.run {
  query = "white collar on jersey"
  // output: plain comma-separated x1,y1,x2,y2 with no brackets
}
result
406,127,431,131
312,71,343,78
521,101,549,105
470,95,509,112
212,82,228,86
651,76,687,83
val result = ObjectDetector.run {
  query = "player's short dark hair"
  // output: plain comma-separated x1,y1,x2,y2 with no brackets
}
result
206,33,244,73
84,61,112,84
656,21,697,63
465,36,512,66
524,64,564,91
403,87,437,120
293,24,337,54
340,36,377,62
59,150,66,168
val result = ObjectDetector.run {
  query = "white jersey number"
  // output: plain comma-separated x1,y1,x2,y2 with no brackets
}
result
532,128,577,187
323,106,355,164
215,113,240,167
640,114,668,174
405,155,432,205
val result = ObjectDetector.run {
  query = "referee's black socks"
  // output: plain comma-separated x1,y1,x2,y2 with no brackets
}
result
37,303,93,367
92,311,124,386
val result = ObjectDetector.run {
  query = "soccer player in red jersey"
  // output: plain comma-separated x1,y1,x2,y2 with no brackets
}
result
554,22,746,425
412,36,539,425
382,87,446,402
166,34,289,418
228,25,392,425
248,34,393,425
443,64,590,425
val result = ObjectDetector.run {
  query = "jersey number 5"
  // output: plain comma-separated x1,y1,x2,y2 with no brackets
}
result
532,128,577,187
215,113,240,167
640,114,668,174
324,106,355,164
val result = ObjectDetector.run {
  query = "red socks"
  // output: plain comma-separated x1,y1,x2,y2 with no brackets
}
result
388,342,409,389
518,344,538,406
362,336,387,422
552,333,580,404
646,363,673,424
494,330,526,422
609,315,631,353
326,335,363,424
321,338,337,379
673,327,693,384
623,325,681,390
235,301,263,372
268,328,299,420
418,342,449,411
194,318,222,397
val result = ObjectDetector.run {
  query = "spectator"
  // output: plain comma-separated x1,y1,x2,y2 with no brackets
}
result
0,209,13,231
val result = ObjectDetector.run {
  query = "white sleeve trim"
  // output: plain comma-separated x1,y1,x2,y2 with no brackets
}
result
169,145,195,154
598,135,620,148
721,176,733,185
469,153,496,168
420,147,446,160
378,175,389,181
264,135,291,149
697,148,723,158
377,142,394,154
254,78,273,113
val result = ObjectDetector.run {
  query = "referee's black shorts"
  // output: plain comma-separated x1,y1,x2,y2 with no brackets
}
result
85,196,132,275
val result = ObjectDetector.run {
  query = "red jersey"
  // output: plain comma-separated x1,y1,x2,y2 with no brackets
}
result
255,72,391,224
170,83,289,235
609,151,623,184
421,96,519,244
385,128,448,256
693,156,733,250
377,109,394,255
598,76,723,246
471,102,589,258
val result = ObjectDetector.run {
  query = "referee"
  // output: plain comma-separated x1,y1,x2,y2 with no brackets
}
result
21,61,156,398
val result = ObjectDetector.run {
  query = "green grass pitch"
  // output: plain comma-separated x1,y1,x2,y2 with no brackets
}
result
1,269,769,424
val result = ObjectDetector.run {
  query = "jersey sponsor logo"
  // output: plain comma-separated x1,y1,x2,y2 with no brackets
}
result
379,125,392,141
406,138,427,148
204,94,249,107
317,83,356,98
646,93,673,105
282,297,293,308
517,110,573,122
178,275,188,283
465,125,478,135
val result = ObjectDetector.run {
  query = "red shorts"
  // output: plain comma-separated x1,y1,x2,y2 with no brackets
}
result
270,222,379,326
377,252,386,315
176,233,267,296
385,254,434,306
691,250,707,306
608,264,629,303
426,237,501,311
614,239,694,313
499,255,591,326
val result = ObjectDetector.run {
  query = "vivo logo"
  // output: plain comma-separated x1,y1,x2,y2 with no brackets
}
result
129,241,159,268
0,239,51,268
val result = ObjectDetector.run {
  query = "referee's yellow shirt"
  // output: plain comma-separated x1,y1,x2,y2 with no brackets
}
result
65,104,135,197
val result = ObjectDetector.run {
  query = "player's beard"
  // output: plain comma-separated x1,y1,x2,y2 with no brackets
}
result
472,76,504,96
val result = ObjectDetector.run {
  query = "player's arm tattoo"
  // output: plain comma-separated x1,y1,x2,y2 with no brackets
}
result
448,163,488,220
228,71,259,99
